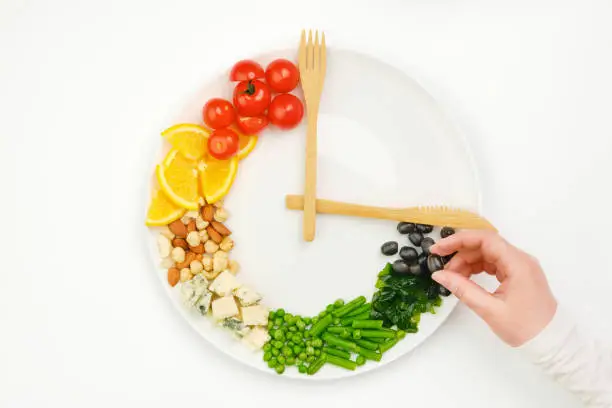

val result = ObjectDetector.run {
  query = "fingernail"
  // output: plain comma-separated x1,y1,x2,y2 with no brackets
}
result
431,271,444,284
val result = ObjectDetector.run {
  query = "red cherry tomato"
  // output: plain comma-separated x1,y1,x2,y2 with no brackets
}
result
265,59,300,93
202,98,235,129
268,94,304,129
236,115,269,135
233,80,271,116
230,60,264,82
207,128,239,160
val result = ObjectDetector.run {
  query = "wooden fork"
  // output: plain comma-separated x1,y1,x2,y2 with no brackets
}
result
285,195,497,231
299,29,327,242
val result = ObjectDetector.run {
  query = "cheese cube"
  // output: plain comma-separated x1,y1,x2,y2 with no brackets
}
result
241,305,269,326
212,296,239,320
234,286,262,307
208,271,240,297
243,327,270,349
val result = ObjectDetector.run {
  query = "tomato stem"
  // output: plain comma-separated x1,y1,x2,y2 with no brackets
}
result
242,80,256,96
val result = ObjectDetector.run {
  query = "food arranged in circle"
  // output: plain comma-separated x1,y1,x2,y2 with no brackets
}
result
146,44,460,376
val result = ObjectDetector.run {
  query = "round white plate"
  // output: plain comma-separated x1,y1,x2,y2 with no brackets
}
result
146,48,481,380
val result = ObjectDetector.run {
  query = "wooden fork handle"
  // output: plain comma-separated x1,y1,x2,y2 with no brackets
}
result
287,195,404,221
303,111,318,241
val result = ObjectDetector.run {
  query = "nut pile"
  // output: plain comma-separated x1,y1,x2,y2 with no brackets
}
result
156,201,240,287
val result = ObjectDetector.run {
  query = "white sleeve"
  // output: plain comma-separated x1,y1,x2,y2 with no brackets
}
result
518,305,612,407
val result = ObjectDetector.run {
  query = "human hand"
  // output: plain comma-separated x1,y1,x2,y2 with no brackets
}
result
430,230,557,347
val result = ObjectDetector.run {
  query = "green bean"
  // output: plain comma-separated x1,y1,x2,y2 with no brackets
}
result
325,354,357,371
359,348,382,362
332,296,366,317
379,338,400,353
327,327,350,335
306,355,315,363
354,338,379,351
322,333,359,352
367,337,387,344
326,304,335,313
308,314,333,337
360,329,396,339
396,330,406,339
340,312,370,326
333,317,341,325
334,299,345,308
303,317,312,325
352,320,384,329
352,329,362,340
356,355,366,366
322,347,351,359
307,354,327,375
339,330,351,339
345,303,371,318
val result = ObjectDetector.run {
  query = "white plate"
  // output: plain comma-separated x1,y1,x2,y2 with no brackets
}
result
146,48,481,380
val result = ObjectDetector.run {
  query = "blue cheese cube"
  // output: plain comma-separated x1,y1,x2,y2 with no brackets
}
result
221,317,250,337
181,275,211,315
208,271,240,297
212,296,239,320
243,327,270,349
240,305,269,326
233,286,262,307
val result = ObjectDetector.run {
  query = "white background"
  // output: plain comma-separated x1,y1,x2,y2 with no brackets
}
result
1,0,611,407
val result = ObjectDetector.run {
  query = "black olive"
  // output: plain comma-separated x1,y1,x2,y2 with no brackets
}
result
438,284,451,297
392,259,411,275
419,255,431,275
408,232,423,246
426,285,439,299
381,241,399,256
418,252,427,264
409,263,423,276
442,252,457,264
420,237,435,254
397,222,416,234
416,224,434,233
427,254,444,272
440,226,455,238
399,246,419,264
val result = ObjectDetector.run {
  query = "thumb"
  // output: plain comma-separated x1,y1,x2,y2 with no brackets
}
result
432,270,500,321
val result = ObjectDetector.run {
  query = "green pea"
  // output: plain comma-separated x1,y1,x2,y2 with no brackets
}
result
306,341,313,348
269,310,277,319
287,341,295,348
304,331,312,339
314,349,321,356
276,309,285,317
263,343,271,352
273,330,284,340
307,356,315,363
311,317,319,325
289,326,297,332
296,320,306,331
306,346,315,355
298,364,307,374
282,347,293,357
299,352,307,360
268,358,277,368
312,338,323,348
272,348,280,357
267,322,274,330
334,299,345,308
273,340,283,349
275,364,285,374
286,357,296,366
293,333,303,342
303,317,312,325
277,355,286,365
274,318,283,326
293,346,302,355
283,313,293,323
263,352,272,361
318,311,327,318
356,355,366,366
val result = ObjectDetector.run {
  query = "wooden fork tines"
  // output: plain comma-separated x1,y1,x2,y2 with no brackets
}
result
298,29,327,242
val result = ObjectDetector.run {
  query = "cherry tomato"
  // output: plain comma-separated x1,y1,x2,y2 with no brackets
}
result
265,59,300,93
207,128,239,160
233,80,271,116
202,98,235,129
236,115,269,135
230,60,264,82
268,94,304,129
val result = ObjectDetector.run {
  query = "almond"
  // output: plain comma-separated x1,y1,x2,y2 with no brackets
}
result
172,238,188,250
187,220,197,232
191,243,204,254
175,251,196,270
195,253,203,261
202,204,215,222
206,226,223,244
211,221,231,236
168,220,187,238
167,267,180,287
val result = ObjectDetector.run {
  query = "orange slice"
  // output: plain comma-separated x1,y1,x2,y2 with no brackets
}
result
145,190,186,226
236,128,258,160
161,124,210,161
157,149,200,210
199,156,238,204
